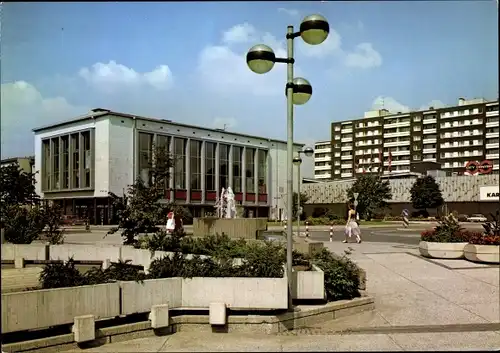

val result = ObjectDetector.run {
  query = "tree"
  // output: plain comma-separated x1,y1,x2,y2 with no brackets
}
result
410,175,444,212
347,175,392,220
0,162,39,218
3,206,45,244
292,192,310,220
108,144,187,245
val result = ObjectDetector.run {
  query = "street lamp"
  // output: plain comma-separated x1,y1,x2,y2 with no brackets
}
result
293,147,314,237
246,14,329,310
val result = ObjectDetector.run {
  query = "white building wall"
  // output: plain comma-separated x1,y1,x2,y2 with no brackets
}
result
108,116,135,196
94,119,110,198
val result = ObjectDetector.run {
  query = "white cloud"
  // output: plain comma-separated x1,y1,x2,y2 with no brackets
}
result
277,7,299,17
0,81,89,158
419,100,446,110
371,96,410,113
297,29,342,59
222,23,257,44
79,61,173,92
344,43,382,69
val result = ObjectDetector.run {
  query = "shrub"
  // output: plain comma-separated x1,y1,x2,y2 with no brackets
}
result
305,217,344,226
482,210,500,237
311,248,361,301
42,203,65,244
411,210,429,219
3,206,45,244
467,233,500,246
420,229,472,243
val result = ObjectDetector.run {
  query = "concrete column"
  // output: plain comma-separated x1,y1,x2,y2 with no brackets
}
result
68,135,74,189
185,138,191,203
58,136,63,190
254,149,259,204
201,141,206,203
79,132,84,189
90,129,95,189
47,139,53,191
215,143,220,198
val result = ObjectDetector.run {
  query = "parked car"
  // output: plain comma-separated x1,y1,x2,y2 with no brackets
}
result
467,214,487,223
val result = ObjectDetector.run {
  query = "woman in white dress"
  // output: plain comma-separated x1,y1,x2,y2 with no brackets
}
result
343,203,362,244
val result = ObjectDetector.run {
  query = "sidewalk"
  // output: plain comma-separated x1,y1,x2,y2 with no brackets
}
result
65,240,499,351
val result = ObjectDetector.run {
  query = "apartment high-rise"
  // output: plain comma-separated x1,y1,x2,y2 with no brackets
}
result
328,98,499,180
313,140,332,180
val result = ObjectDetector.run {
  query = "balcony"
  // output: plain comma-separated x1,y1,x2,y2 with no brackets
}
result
341,173,353,178
341,145,353,151
341,163,353,169
423,128,437,134
486,132,499,139
314,148,331,154
486,110,499,117
486,153,499,160
383,140,411,147
314,156,331,162
423,148,437,154
423,117,437,124
315,165,331,171
341,128,353,134
486,120,499,128
384,150,410,156
486,143,499,149
384,160,410,166
384,121,411,129
341,155,353,160
422,157,437,162
383,131,411,139
423,138,437,144
343,137,353,143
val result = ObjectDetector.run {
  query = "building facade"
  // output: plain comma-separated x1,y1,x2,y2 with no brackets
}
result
313,140,332,180
1,156,35,175
33,109,303,224
329,98,499,180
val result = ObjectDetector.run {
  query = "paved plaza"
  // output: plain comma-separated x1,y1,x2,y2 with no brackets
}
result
60,223,499,351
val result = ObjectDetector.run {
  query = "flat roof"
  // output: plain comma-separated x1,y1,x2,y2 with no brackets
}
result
1,156,35,164
32,108,305,147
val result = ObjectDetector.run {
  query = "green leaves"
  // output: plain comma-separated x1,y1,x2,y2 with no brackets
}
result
0,162,39,220
3,206,45,244
347,175,392,220
410,176,444,211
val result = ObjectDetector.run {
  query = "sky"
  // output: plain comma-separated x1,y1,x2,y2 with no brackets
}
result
1,1,499,176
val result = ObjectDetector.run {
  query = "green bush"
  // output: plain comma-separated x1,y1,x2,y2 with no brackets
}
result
311,248,361,301
305,217,344,226
420,214,467,243
3,206,45,244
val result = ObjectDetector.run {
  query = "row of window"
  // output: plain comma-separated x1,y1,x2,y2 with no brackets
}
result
41,131,92,191
138,133,268,194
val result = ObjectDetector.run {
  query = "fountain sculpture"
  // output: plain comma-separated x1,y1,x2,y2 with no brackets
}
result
214,187,237,219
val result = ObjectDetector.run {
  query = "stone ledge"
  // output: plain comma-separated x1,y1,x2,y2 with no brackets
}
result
1,296,374,353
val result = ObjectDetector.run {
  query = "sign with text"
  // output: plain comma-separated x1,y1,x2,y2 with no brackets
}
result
479,186,500,201
465,160,494,175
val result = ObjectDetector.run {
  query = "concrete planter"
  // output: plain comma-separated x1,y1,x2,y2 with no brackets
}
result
464,244,500,264
419,241,468,259
193,218,268,240
291,264,325,300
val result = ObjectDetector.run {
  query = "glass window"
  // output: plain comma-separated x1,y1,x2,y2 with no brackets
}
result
61,136,69,189
190,140,202,190
205,142,216,191
173,138,186,189
232,146,242,192
245,148,255,192
219,144,230,190
42,140,51,190
82,131,91,188
52,137,60,190
156,135,170,190
257,150,267,194
71,134,79,189
138,132,153,186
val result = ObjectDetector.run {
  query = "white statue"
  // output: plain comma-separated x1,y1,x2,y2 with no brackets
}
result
225,187,236,219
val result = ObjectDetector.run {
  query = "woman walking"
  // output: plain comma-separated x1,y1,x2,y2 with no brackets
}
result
343,203,362,244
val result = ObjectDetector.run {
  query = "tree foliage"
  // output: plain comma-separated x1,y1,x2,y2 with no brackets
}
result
0,163,39,221
347,175,392,220
410,175,444,211
292,192,310,220
3,206,45,244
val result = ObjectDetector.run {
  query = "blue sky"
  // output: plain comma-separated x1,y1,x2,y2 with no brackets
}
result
2,1,498,162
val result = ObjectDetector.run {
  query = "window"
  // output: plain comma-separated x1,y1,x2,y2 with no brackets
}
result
42,140,51,190
173,138,186,189
71,134,79,189
190,140,202,190
245,148,255,192
139,132,153,186
413,136,421,141
82,131,91,188
61,136,69,189
205,142,216,191
413,155,421,161
232,146,243,192
52,137,60,189
219,144,230,189
413,126,421,131
257,150,267,194
156,135,170,190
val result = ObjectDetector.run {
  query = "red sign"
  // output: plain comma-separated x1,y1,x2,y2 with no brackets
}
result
465,160,493,175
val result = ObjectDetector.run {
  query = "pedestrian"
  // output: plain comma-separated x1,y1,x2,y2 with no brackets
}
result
343,203,362,244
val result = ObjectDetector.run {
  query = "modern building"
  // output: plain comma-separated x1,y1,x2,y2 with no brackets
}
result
328,98,499,180
1,156,35,174
32,108,304,224
313,140,332,180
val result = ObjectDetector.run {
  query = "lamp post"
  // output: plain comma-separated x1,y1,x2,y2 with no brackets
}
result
293,147,314,237
246,15,329,309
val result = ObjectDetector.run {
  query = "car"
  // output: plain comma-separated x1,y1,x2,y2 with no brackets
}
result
467,214,487,223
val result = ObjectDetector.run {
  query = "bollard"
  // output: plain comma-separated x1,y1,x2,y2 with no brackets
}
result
305,221,309,237
329,225,333,242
